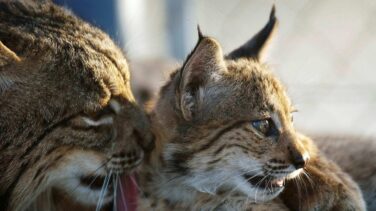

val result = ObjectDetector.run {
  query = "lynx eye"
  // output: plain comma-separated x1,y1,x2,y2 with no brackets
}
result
78,105,116,128
87,104,116,119
251,119,278,137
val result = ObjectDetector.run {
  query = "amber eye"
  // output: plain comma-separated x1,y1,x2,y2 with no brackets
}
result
251,119,278,137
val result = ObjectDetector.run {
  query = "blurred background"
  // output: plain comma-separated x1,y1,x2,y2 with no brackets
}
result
55,0,376,138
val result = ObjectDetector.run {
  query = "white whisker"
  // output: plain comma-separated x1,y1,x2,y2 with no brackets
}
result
222,170,264,203
294,177,302,210
96,171,112,211
130,174,147,199
113,174,118,211
254,173,270,203
70,160,110,194
213,165,263,191
118,175,128,211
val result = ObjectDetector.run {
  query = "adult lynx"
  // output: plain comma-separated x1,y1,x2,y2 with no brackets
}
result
0,0,153,210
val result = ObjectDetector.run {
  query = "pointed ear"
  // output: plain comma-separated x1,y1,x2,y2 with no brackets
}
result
0,41,21,93
226,5,278,61
177,34,226,121
0,41,21,66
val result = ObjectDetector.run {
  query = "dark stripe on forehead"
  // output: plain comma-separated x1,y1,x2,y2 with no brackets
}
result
195,121,246,153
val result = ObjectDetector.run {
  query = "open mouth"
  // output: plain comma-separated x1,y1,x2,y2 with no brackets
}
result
243,174,285,190
80,175,114,192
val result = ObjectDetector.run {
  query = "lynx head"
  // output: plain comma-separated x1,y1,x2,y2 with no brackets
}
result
153,6,309,202
0,0,153,210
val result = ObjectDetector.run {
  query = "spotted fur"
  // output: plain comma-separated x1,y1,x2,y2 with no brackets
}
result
138,6,365,211
0,1,153,210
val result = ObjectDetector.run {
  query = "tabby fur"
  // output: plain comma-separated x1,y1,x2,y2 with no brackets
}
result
137,6,365,211
0,1,153,210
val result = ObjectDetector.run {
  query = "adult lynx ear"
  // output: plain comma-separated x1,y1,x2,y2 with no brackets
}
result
177,29,226,121
226,5,278,61
0,41,21,93
0,41,21,66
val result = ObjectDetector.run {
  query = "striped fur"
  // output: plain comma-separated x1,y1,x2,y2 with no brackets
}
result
0,1,153,210
138,7,365,211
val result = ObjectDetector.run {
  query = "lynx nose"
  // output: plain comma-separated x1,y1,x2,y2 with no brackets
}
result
287,144,308,169
282,132,309,170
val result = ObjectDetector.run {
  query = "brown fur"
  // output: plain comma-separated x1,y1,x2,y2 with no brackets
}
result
138,7,365,211
0,0,153,210
313,135,376,210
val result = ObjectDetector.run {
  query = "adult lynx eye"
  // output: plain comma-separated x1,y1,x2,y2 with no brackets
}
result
251,119,278,137
87,106,115,120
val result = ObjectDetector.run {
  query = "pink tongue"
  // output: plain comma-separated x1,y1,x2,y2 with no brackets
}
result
116,174,138,211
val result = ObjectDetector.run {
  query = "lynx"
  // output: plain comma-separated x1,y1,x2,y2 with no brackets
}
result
136,6,365,210
0,0,153,210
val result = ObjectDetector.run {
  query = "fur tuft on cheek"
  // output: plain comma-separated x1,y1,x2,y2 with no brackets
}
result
13,149,109,210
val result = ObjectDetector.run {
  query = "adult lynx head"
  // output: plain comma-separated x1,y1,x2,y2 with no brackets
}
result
147,6,309,206
0,0,153,210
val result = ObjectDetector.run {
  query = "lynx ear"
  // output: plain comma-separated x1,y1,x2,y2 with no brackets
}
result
0,41,21,93
226,5,278,61
177,31,226,121
0,41,21,66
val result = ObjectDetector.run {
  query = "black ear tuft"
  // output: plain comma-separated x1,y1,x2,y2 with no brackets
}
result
270,4,276,21
197,25,204,41
226,5,278,61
